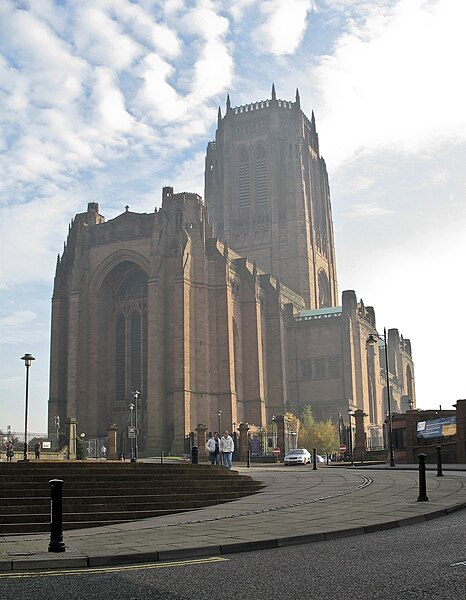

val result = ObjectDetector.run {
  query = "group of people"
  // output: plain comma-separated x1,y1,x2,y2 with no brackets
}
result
205,431,234,469
4,441,41,461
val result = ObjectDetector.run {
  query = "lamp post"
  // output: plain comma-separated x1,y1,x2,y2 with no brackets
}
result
367,328,395,467
217,410,222,433
132,390,140,460
271,415,276,448
129,403,135,462
79,432,86,459
20,353,35,462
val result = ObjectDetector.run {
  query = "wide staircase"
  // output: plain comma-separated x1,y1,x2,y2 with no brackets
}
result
0,461,264,534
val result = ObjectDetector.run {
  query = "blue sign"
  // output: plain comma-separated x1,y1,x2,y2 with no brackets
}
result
416,416,456,439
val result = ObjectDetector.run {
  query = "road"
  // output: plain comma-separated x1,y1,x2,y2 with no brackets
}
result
1,507,465,600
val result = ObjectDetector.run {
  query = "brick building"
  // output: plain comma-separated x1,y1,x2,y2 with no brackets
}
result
48,88,416,455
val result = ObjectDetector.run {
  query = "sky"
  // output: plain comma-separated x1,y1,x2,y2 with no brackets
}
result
0,0,465,435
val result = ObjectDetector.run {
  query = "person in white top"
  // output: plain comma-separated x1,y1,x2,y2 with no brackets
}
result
205,432,221,465
219,431,234,469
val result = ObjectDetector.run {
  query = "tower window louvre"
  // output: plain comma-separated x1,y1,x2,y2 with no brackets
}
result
255,146,267,206
239,151,250,208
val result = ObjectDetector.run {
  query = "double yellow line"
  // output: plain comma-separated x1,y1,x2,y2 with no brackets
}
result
0,556,228,579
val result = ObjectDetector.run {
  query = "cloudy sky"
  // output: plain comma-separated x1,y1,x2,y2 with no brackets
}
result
1,0,465,435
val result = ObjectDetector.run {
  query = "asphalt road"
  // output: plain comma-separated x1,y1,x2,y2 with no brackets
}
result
1,509,465,600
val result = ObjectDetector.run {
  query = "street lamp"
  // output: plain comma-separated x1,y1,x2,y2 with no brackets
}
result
217,410,222,433
20,353,35,462
367,329,395,467
132,390,140,460
129,403,135,462
79,432,86,459
271,415,276,447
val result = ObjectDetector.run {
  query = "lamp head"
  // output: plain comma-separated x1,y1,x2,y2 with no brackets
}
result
366,334,378,347
21,353,36,367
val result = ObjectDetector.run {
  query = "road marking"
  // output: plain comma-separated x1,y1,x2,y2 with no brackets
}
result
0,556,228,579
450,560,466,567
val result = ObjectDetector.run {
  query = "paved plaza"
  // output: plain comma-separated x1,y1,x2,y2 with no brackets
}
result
1,465,465,572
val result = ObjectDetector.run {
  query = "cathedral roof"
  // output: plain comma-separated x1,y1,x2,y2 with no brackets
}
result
296,306,342,321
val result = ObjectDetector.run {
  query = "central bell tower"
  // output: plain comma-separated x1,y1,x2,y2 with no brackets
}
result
204,85,338,309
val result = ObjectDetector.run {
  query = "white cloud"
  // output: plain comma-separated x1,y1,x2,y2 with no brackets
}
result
256,0,315,56
346,203,395,218
314,0,466,168
91,67,134,133
108,0,182,59
73,6,143,71
221,0,256,22
0,310,37,328
135,53,188,122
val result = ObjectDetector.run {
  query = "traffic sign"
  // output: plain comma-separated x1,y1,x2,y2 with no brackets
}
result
339,444,347,453
273,447,280,455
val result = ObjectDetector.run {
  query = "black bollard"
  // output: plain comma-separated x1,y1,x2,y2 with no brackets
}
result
417,453,429,502
312,448,317,470
191,445,199,464
160,450,164,464
436,446,443,477
48,479,65,552
247,449,251,468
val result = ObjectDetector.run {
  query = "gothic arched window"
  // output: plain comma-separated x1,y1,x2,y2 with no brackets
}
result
115,315,126,402
131,312,142,392
406,365,414,406
255,145,267,206
114,269,147,404
318,270,331,308
238,149,250,208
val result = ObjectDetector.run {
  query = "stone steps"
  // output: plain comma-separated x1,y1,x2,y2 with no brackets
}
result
0,462,262,534
0,492,253,513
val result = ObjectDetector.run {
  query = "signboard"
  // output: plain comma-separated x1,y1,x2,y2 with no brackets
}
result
42,441,51,449
272,447,280,455
339,444,347,453
417,416,456,439
128,426,136,439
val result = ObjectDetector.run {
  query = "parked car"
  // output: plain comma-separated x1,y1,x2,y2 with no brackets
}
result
316,454,326,463
284,448,311,465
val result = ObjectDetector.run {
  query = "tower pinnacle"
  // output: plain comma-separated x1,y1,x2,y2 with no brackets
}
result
295,88,301,108
271,83,276,100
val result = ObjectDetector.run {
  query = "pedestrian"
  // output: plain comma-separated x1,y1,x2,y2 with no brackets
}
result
206,432,221,465
219,430,234,469
34,441,41,460
6,441,13,462
101,445,107,459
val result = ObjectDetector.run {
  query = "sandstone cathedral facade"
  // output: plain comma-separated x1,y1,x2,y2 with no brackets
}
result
48,87,415,455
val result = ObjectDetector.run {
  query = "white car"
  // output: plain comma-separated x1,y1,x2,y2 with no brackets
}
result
284,448,311,465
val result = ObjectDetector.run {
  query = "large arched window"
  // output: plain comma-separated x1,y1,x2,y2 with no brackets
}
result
255,145,267,206
114,269,148,404
318,269,331,308
115,315,126,402
238,149,250,208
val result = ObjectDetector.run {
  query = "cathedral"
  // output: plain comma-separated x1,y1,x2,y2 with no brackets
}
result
48,87,415,455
